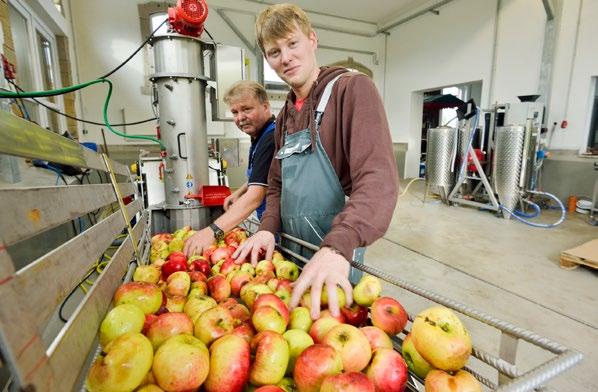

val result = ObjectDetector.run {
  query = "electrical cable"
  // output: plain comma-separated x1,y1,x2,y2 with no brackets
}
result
204,28,217,45
100,19,168,79
500,190,566,228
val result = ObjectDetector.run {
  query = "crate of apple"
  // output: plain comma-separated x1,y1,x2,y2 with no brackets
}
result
87,226,481,392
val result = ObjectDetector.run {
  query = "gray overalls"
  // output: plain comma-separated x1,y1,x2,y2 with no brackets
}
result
275,75,365,284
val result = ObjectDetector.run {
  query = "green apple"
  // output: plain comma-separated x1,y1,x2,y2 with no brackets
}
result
99,304,145,347
250,331,289,386
168,237,184,253
113,282,162,315
86,333,153,392
402,333,434,378
277,377,298,392
352,275,382,307
275,260,299,281
153,334,209,391
290,307,312,332
283,329,314,376
133,265,161,283
240,283,272,309
240,263,256,276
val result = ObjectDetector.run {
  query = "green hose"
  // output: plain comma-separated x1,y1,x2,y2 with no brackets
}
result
0,78,166,150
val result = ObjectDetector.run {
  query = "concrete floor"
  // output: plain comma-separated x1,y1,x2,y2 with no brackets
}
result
364,180,597,391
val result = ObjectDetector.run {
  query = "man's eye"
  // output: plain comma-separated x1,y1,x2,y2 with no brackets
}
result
289,41,298,47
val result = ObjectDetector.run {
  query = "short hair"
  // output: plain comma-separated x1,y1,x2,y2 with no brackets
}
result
223,80,269,105
256,3,313,54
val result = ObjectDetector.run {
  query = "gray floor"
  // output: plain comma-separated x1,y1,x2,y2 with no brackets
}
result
364,180,597,391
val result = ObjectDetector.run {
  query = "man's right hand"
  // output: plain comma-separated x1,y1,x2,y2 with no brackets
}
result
233,230,275,266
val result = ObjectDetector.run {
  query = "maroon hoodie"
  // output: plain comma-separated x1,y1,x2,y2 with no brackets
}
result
260,66,399,261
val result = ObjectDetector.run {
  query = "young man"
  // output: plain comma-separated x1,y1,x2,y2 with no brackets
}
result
184,81,275,257
234,4,399,319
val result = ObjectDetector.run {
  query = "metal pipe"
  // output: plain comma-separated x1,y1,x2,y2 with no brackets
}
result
318,44,378,64
378,0,455,33
216,9,257,54
541,0,555,20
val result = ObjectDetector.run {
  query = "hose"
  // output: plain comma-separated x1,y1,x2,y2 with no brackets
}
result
0,79,166,150
399,177,424,198
500,191,566,228
514,199,541,219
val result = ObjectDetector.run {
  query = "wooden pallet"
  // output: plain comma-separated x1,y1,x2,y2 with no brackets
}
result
560,239,598,270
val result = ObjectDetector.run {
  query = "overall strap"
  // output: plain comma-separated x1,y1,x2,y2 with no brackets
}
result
314,74,345,126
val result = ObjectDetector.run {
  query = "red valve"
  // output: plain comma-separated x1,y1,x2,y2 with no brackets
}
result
168,0,208,37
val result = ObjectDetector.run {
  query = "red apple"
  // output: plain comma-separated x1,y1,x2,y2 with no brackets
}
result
208,274,231,302
211,246,236,264
340,304,369,327
309,317,341,344
319,310,346,324
361,326,393,352
189,259,211,276
146,312,194,349
293,344,343,392
203,244,218,261
320,372,375,392
143,314,159,335
365,348,408,392
152,335,209,391
194,305,235,346
204,334,251,392
220,298,250,325
322,324,372,372
161,258,187,280
255,387,285,392
256,259,275,276
277,279,293,292
229,270,252,297
250,331,289,386
240,283,272,309
113,282,162,315
425,369,482,392
231,323,255,343
253,294,290,323
188,270,208,283
370,297,408,336
220,257,240,275
168,251,187,265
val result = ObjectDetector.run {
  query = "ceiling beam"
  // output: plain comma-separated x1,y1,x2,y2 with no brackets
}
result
378,0,455,34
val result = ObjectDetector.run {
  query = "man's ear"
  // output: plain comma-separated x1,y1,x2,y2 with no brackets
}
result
308,30,318,49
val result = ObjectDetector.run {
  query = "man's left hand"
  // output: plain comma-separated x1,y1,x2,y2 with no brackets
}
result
183,227,215,257
289,247,353,320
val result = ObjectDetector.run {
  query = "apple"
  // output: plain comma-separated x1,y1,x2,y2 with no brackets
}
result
232,323,255,343
253,294,289,323
150,241,169,263
366,348,408,392
143,313,159,335
168,237,184,254
425,369,482,392
229,270,253,297
267,278,280,292
208,274,231,302
253,271,276,284
99,304,145,347
166,271,191,297
256,259,275,276
290,307,312,332
86,333,153,392
168,250,187,265
411,306,472,371
173,225,191,240
165,295,186,313
221,257,240,275
211,246,236,264
360,326,393,352
189,281,208,297
189,259,211,276
136,385,163,392
271,250,284,265
113,282,162,315
283,329,314,376
194,305,235,345
402,333,434,378
371,297,408,336
322,324,371,372
203,244,218,261
240,262,256,276
254,387,284,392
212,259,225,275
275,288,291,306
147,312,194,349
184,294,217,322
319,310,346,324
161,258,187,280
293,344,343,392
309,317,341,343
188,270,208,283
204,334,251,392
252,305,288,334
340,304,369,327
151,232,173,245
240,283,272,309
275,260,299,281
220,298,251,325
250,331,289,386
353,275,382,307
320,286,346,309
152,334,209,391
276,279,292,292
320,372,375,392
277,377,297,392
133,265,161,283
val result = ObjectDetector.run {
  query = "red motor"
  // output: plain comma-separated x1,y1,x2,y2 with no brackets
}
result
168,0,208,37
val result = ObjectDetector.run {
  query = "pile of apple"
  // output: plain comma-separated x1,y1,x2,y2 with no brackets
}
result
86,226,482,392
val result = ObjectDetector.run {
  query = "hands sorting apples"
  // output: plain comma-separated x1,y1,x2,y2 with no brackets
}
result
87,226,480,392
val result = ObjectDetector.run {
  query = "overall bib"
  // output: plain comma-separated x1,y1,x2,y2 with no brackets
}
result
276,75,365,283
247,121,276,221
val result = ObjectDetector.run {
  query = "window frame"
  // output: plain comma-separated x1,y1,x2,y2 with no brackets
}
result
586,77,598,151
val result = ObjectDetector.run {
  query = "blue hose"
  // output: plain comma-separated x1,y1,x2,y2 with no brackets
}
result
500,191,566,228
514,200,541,218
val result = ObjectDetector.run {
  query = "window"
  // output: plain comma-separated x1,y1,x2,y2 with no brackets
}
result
150,12,168,35
588,78,598,152
8,1,65,132
440,86,463,127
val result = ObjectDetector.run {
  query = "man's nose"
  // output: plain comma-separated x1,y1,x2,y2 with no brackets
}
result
280,48,292,65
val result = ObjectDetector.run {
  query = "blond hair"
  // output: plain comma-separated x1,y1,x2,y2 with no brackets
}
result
255,3,313,53
223,80,269,105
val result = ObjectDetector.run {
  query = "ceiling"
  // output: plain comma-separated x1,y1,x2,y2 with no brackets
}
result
253,0,428,25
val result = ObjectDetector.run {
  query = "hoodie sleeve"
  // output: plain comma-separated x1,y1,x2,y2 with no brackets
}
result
320,74,399,261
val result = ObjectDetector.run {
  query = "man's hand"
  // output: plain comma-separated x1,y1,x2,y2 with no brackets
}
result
289,247,353,320
233,230,275,266
183,227,215,257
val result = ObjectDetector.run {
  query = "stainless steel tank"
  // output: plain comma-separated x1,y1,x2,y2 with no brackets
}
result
151,34,210,206
426,126,457,200
493,126,525,218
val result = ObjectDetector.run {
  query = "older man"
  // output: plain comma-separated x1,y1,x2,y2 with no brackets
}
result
184,81,275,256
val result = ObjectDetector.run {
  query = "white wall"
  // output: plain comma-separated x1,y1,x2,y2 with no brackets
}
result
70,0,385,146
385,0,598,178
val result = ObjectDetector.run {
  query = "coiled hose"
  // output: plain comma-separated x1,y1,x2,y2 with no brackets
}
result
500,190,566,228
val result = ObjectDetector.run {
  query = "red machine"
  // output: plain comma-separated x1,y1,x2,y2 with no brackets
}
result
168,0,209,37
